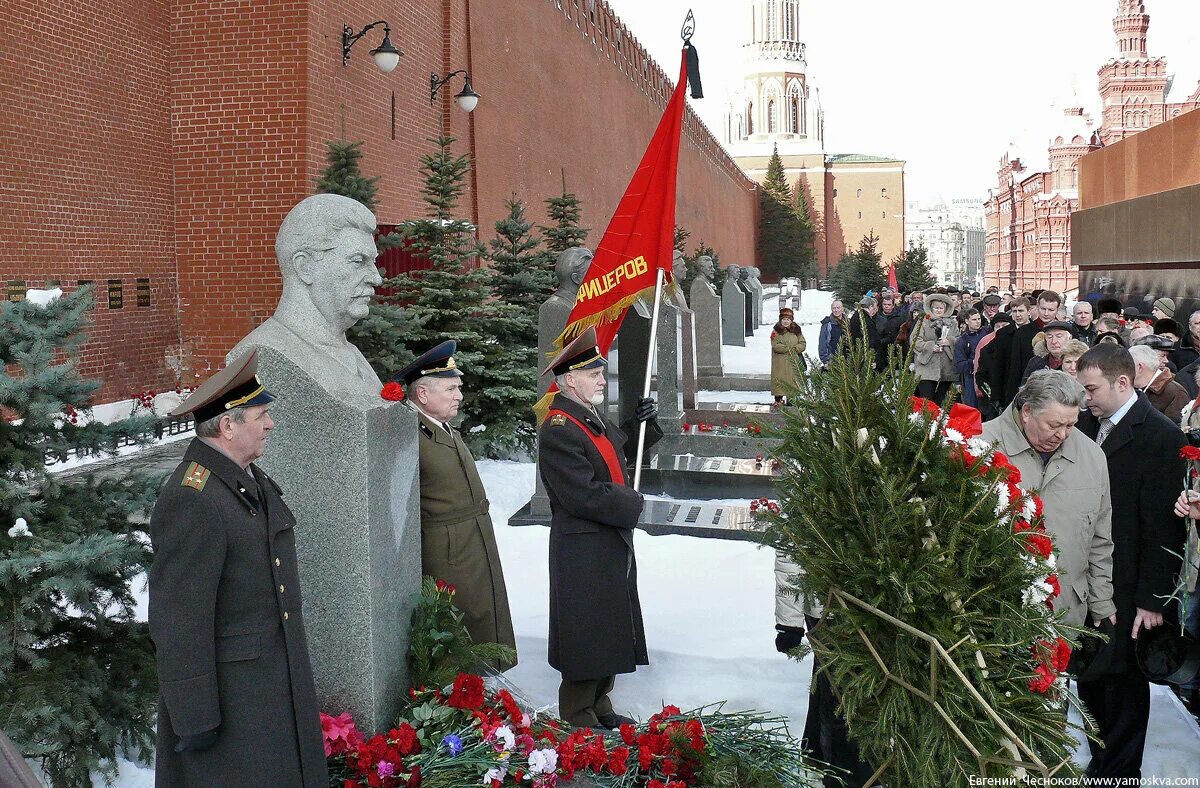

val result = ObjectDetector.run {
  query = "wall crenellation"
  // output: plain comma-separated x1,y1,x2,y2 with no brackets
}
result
548,0,756,192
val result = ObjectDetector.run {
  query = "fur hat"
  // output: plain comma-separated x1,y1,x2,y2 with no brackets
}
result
1154,317,1181,337
778,307,795,320
925,293,954,311
1096,297,1122,316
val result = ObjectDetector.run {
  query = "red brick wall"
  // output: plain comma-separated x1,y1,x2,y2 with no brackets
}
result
3,0,757,403
0,0,179,402
467,0,758,264
169,0,311,380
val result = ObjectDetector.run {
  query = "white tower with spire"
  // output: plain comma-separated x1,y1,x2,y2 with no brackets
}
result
722,0,824,157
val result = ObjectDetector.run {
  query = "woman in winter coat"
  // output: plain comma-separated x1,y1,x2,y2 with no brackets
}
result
771,307,806,405
912,293,960,404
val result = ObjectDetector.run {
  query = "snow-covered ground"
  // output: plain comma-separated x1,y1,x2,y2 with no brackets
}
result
82,290,1200,784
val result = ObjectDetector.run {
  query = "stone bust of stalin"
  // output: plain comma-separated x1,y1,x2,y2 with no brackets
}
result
230,194,385,407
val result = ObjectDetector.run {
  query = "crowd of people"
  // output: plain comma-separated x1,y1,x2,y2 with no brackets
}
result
777,284,1200,783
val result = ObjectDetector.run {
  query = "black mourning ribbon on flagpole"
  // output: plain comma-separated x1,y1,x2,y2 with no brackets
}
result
681,9,703,99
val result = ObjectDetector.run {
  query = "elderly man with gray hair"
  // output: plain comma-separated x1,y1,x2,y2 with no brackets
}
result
981,370,1116,633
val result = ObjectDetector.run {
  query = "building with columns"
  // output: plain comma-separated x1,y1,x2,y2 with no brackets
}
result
722,0,905,275
905,199,986,290
983,0,1200,295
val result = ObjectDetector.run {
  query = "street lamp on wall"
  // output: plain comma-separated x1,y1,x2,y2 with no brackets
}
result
430,70,480,113
342,21,402,73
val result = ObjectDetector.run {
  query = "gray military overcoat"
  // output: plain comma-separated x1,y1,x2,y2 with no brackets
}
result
538,393,657,681
148,439,327,787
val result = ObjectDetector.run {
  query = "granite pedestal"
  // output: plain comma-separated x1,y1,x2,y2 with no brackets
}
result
721,278,747,346
249,347,420,734
689,278,723,377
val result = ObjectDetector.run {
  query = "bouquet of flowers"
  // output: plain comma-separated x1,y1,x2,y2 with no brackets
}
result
323,676,824,787
764,338,1083,785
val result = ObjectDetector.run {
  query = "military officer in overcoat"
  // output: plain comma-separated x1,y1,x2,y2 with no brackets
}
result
538,327,661,729
148,350,327,787
396,340,516,662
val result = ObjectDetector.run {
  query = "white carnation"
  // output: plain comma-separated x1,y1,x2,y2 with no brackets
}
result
527,748,558,775
966,436,992,456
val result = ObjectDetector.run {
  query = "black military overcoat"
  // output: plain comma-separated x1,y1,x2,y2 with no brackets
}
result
538,393,660,681
148,439,327,787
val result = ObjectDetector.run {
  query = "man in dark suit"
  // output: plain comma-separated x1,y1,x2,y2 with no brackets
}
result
1074,344,1188,780
149,350,327,787
537,327,661,729
978,297,1030,409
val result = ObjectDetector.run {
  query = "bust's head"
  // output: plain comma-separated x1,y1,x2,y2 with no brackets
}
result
726,263,742,281
696,255,715,281
554,247,593,297
275,195,382,334
672,249,686,283
748,267,761,281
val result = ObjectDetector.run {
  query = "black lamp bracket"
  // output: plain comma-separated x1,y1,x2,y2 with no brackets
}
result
343,21,390,66
430,70,469,105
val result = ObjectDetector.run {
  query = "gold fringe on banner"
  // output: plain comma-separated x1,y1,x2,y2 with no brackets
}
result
532,280,669,424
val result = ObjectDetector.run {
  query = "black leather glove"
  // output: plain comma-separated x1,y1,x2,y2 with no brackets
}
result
775,625,806,654
175,728,219,753
634,397,658,423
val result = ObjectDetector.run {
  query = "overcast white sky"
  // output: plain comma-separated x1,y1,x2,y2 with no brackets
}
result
602,0,1200,205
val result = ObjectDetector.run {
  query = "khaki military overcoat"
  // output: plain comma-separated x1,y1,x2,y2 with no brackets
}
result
413,408,516,659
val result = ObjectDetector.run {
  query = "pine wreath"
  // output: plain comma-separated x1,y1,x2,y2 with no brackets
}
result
764,339,1086,785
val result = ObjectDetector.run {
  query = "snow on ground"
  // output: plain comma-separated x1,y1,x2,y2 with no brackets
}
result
88,291,1199,784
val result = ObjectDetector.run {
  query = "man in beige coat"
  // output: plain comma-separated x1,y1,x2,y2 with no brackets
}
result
981,370,1116,631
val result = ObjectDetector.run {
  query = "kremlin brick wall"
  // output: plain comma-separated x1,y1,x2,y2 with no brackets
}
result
2,0,757,403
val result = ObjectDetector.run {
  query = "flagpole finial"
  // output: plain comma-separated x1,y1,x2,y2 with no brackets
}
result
681,9,695,43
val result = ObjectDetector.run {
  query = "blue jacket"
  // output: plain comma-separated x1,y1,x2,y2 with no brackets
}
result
818,315,845,364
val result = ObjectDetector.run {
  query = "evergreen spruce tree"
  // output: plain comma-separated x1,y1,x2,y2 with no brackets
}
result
315,140,423,380
1,286,160,786
673,225,690,254
894,243,937,291
757,144,816,281
540,190,590,253
380,136,492,436
764,342,1083,785
475,196,549,458
826,231,885,304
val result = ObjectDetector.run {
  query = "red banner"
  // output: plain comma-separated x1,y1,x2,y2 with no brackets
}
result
536,49,690,419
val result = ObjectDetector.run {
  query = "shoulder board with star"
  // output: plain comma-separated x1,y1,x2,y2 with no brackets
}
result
418,421,434,439
181,461,211,491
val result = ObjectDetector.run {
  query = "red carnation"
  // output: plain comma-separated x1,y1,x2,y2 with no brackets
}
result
406,766,421,788
991,451,1022,485
381,381,405,401
389,723,420,756
1028,663,1056,694
445,673,485,710
1024,533,1054,560
1045,574,1061,600
1053,637,1072,672
607,746,630,775
435,579,447,592
1181,446,1200,461
661,758,678,776
619,723,636,745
